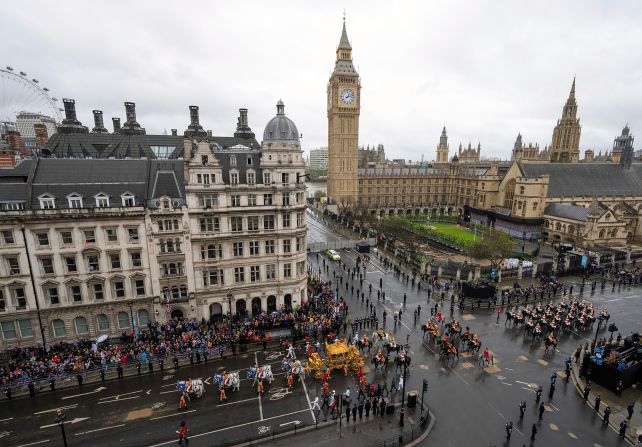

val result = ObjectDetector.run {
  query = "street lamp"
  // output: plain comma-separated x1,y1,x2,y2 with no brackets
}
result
399,350,408,427
55,409,68,447
227,293,234,348
127,300,135,341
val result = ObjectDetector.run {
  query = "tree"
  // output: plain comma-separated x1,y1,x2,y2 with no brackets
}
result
381,217,423,264
469,228,515,269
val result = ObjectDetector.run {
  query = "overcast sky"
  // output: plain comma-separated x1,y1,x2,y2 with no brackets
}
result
4,0,641,160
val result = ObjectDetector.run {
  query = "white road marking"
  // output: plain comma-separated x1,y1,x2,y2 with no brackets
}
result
40,417,89,429
98,395,141,404
515,381,530,386
159,390,175,394
256,352,264,421
15,440,50,447
149,409,197,421
279,420,301,427
605,298,621,302
300,377,317,424
61,386,106,400
501,382,513,386
521,387,536,393
216,397,258,407
0,417,14,422
98,390,142,400
74,424,126,436
161,384,175,388
145,408,312,447
146,389,151,395
34,404,78,415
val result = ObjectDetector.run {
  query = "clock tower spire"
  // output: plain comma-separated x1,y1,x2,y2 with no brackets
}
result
327,18,361,207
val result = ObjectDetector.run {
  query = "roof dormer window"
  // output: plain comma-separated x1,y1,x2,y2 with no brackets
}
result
121,193,135,207
39,194,56,210
94,193,110,208
67,193,83,209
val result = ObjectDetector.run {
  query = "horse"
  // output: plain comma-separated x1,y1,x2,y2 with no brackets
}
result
248,365,274,384
177,379,205,399
214,372,240,391
283,359,306,379
544,335,558,355
371,354,388,372
394,353,411,372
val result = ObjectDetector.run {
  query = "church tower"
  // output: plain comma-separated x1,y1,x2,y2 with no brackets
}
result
549,77,581,163
435,126,449,164
327,18,361,206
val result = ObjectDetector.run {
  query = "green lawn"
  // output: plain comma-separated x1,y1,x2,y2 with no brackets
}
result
426,223,479,242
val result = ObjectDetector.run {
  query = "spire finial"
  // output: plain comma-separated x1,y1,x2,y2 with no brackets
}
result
569,75,576,98
338,14,352,50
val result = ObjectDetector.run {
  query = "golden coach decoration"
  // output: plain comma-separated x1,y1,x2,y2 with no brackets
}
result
305,339,365,378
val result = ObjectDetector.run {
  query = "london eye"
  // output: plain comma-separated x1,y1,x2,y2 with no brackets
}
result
0,66,63,123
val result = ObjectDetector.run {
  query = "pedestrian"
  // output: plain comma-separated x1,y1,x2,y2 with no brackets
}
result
312,396,321,412
549,382,555,399
373,399,379,416
531,423,537,441
536,385,542,402
603,406,611,425
390,376,398,394
583,383,591,400
76,373,83,387
100,368,105,382
345,403,351,422
505,421,513,440
539,402,545,419
148,359,154,373
160,357,165,370
379,399,386,417
174,355,179,369
365,399,371,418
616,380,623,397
179,392,188,410
352,405,357,421
177,420,189,445
594,394,601,412
550,372,557,386
519,401,526,419
28,382,35,396
620,420,628,438
117,364,124,379
627,402,635,419
49,379,56,391
403,293,407,306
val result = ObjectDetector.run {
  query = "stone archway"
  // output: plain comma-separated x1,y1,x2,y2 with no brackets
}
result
284,294,292,311
209,303,222,319
171,309,184,319
235,299,247,317
251,297,262,316
267,295,277,312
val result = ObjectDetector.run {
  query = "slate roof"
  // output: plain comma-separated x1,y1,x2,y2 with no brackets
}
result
45,133,184,159
520,163,642,197
544,203,605,222
212,150,263,185
170,136,260,158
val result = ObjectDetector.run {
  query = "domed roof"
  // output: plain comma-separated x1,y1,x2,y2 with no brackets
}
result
263,100,299,142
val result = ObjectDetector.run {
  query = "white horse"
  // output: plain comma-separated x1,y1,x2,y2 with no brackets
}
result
214,371,241,392
177,379,205,399
248,365,274,385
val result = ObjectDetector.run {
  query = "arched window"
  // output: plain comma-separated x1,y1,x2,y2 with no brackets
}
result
504,179,516,210
251,297,262,315
519,186,525,195
96,314,110,332
599,229,605,238
52,319,66,337
555,222,561,231
267,295,277,312
179,285,188,298
74,316,89,335
137,309,150,327
117,311,130,330
171,286,179,300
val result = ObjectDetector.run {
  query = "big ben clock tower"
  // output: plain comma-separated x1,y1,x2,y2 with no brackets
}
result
327,18,361,207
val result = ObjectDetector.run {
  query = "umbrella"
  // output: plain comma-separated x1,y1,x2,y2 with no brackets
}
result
96,335,108,344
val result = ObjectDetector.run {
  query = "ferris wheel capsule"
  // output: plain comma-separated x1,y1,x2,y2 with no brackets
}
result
20,71,26,76
6,66,13,71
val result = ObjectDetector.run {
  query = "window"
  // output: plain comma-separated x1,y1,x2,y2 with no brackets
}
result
284,263,292,278
2,230,15,244
532,202,538,211
283,239,291,253
41,257,54,274
250,265,260,282
282,173,289,185
201,244,222,260
230,217,243,232
296,237,304,252
199,217,220,232
110,253,121,269
74,317,88,335
127,228,139,242
87,254,99,272
503,179,516,210
121,194,135,206
196,173,211,184
247,172,255,185
65,256,77,272
84,229,96,244
8,257,20,275
97,314,110,331
263,172,271,184
37,232,49,246
158,220,179,231
264,215,275,230
230,155,237,166
249,241,259,256
233,242,244,257
265,240,275,254
135,279,145,296
296,192,304,204
1,321,16,340
247,194,257,206
230,172,239,185
231,195,241,207
68,194,83,208
282,213,291,228
201,155,209,165
203,269,224,286
263,194,273,206
234,267,245,283
47,287,60,305
39,195,55,209
113,281,125,298
297,261,305,276
297,212,304,227
105,228,118,243
117,312,130,329
0,290,4,311
266,264,276,280
14,288,26,309
18,319,33,338
52,319,66,337
130,252,142,267
247,156,253,166
248,216,259,231
95,194,110,208
161,198,171,209
92,283,104,300
137,309,149,327
520,186,525,195
70,285,82,303
60,231,73,245
282,193,290,206
198,194,218,208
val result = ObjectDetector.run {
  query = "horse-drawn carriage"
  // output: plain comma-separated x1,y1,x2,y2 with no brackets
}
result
177,378,205,399
213,371,240,391
282,359,306,378
305,340,365,379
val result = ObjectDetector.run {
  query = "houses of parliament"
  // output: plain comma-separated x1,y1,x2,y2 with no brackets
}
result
326,21,642,249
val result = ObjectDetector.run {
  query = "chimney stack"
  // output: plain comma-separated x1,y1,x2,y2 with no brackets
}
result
189,106,200,126
207,130,212,137
171,129,177,136
124,102,137,124
234,108,255,139
62,98,77,121
112,117,121,132
239,108,248,127
91,110,108,134
183,105,206,139
34,124,48,146
7,131,24,151
58,98,88,134
120,102,145,135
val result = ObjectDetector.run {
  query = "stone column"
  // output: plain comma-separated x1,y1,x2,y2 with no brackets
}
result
468,270,474,281
532,262,538,276
517,263,523,280
498,269,502,283
426,264,432,276
456,268,461,280
437,265,443,278
474,267,481,280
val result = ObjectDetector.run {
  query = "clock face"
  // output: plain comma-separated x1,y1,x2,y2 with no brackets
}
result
340,88,355,105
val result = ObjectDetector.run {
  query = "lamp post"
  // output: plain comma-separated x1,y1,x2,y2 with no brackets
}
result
593,315,605,353
399,350,408,427
127,300,135,341
227,293,233,348
55,409,68,447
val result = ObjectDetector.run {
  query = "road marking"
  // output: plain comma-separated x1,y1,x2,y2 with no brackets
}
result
605,298,621,302
75,424,125,436
515,381,530,386
0,417,14,422
300,377,317,424
549,423,559,431
521,387,536,393
161,383,175,388
99,390,142,400
258,425,271,434
146,389,152,395
98,395,141,404
61,386,106,400
501,382,513,386
159,390,175,394
149,410,197,421
34,405,78,415
256,353,264,421
279,420,301,427
217,397,258,407
145,408,312,447
40,417,90,429
16,440,50,447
